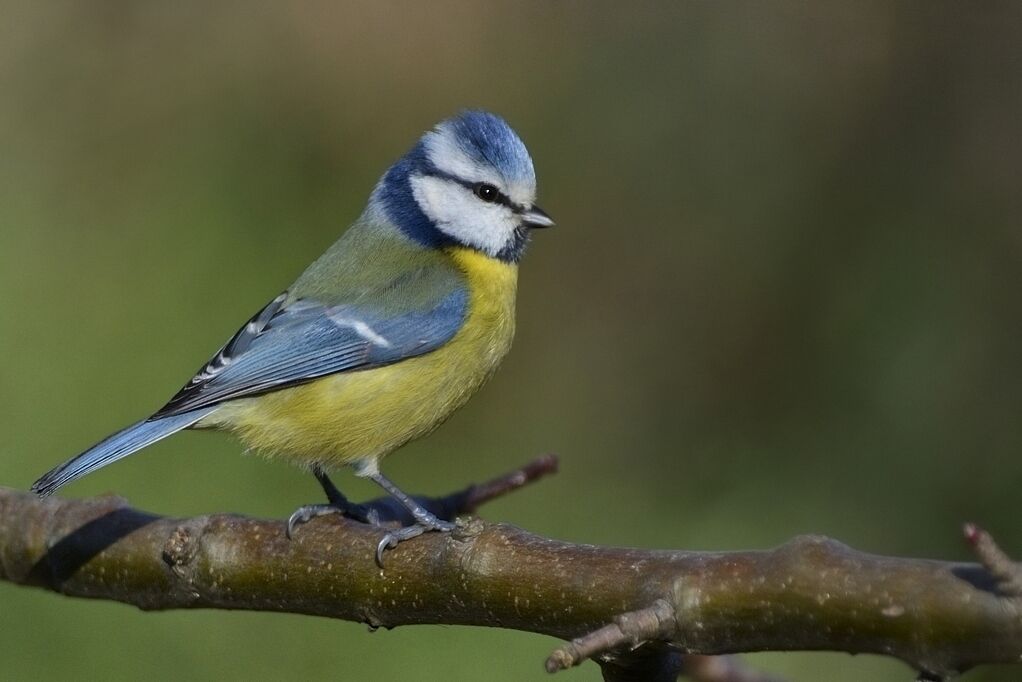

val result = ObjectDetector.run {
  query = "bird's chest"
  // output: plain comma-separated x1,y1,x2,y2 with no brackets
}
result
357,247,519,423
220,249,518,462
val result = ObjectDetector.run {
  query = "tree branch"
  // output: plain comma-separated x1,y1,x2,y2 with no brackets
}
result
1,460,1020,681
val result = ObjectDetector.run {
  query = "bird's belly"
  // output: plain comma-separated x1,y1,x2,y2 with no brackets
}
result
207,248,517,469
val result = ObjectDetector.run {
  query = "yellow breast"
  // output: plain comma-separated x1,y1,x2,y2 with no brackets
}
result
209,247,518,469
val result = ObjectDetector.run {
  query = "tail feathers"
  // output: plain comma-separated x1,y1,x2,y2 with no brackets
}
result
31,408,215,497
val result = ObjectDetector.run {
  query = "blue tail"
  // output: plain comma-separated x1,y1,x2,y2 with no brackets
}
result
31,407,215,497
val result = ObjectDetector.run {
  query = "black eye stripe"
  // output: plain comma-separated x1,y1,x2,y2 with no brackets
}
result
429,170,523,213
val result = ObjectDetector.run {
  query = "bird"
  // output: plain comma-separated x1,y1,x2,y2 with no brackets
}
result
31,110,553,564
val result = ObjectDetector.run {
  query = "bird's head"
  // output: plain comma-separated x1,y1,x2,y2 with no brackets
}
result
374,111,553,263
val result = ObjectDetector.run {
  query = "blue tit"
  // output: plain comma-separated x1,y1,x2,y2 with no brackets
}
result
32,110,554,562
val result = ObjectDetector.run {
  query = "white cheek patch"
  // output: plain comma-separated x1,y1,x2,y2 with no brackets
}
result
410,174,517,256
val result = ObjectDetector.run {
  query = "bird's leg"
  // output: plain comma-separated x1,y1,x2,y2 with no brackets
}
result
286,464,380,539
365,470,456,566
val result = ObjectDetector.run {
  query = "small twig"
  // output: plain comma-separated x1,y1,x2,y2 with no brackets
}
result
547,601,774,681
462,453,559,511
545,599,677,673
333,454,559,526
963,523,1022,598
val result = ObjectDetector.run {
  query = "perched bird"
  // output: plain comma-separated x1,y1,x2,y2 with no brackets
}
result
32,110,553,563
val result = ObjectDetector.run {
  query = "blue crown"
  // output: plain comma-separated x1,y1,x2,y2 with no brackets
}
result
373,111,535,261
441,110,535,186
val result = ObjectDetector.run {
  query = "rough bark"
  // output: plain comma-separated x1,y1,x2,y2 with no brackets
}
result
0,463,1019,681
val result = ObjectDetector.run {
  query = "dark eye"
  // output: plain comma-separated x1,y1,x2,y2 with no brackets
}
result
473,183,499,203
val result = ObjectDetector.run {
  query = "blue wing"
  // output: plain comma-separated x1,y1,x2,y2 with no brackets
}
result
32,273,467,497
32,292,465,497
155,285,468,417
32,409,216,497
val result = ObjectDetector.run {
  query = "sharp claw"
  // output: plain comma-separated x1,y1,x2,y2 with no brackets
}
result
292,491,458,567
373,520,454,567
284,509,310,539
286,503,352,540
375,534,394,568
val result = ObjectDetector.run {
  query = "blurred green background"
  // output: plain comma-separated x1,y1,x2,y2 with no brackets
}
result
2,2,1021,680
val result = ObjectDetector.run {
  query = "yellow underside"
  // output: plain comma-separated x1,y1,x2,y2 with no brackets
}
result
203,247,517,470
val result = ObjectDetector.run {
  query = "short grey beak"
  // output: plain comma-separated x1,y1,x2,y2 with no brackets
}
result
521,205,555,229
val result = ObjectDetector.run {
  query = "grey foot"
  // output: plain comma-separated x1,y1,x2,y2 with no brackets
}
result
376,517,456,567
286,502,380,539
